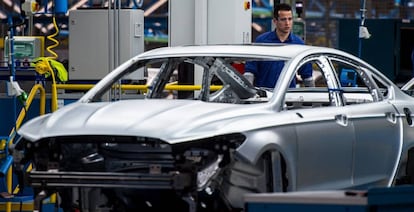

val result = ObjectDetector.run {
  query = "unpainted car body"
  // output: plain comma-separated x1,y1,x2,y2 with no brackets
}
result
15,44,414,212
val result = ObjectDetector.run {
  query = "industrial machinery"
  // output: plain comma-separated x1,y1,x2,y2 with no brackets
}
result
68,8,145,80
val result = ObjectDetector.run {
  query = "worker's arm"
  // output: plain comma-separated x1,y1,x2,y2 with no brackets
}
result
299,63,314,87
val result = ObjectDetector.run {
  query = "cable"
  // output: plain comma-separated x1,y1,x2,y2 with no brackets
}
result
46,16,60,59
8,16,25,29
41,13,62,111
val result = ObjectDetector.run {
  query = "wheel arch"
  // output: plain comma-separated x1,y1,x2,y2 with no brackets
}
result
394,144,414,185
236,130,298,191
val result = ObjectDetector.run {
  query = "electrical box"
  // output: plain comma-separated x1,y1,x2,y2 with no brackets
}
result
3,36,44,64
69,9,144,80
169,0,251,45
293,20,306,41
207,0,252,44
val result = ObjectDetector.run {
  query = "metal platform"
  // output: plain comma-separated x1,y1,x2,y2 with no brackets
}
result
0,196,61,212
245,186,414,212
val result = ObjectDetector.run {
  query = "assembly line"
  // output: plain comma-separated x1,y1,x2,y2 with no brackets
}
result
1,0,414,212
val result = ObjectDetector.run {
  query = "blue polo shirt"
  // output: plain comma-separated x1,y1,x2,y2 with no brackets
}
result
245,30,312,88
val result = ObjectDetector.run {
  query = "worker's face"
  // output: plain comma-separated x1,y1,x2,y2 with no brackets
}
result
274,10,293,34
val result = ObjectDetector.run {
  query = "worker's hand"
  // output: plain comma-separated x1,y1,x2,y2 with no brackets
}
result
303,77,315,87
243,72,255,85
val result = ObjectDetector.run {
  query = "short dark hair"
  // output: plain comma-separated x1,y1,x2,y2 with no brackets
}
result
273,3,292,19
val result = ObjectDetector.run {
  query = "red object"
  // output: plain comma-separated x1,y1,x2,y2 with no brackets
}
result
232,63,245,74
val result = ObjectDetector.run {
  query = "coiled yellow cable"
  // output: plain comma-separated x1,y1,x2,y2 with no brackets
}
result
33,15,61,111
46,15,61,111
46,16,59,59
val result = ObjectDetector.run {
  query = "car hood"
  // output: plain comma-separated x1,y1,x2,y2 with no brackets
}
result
18,99,277,144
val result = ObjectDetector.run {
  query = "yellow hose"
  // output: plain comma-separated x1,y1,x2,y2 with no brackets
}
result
39,15,60,111
46,59,58,111
46,16,59,59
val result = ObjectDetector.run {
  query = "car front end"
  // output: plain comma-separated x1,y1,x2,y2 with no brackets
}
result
14,100,254,211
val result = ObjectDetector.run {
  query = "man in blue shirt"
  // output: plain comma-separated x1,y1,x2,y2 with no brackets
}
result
244,3,313,88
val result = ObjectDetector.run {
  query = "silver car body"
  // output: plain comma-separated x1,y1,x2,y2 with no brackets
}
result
16,44,414,211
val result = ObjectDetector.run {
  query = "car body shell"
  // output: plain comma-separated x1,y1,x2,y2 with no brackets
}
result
16,44,414,211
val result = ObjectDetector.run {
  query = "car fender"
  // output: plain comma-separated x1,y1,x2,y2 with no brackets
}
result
237,126,298,188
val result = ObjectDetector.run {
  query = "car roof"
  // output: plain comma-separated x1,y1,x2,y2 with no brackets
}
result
136,43,345,60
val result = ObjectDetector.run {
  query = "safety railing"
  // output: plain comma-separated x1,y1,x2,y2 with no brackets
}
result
55,84,222,91
2,83,46,212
